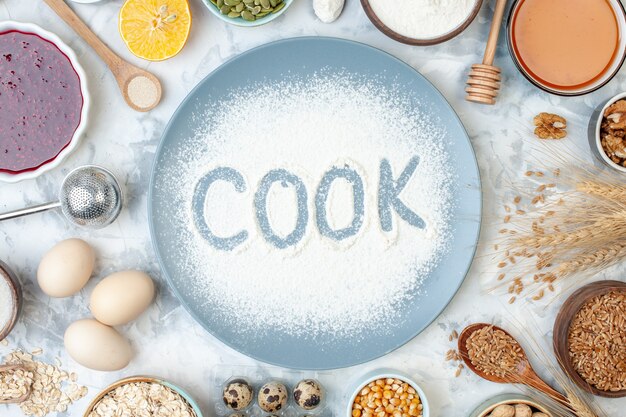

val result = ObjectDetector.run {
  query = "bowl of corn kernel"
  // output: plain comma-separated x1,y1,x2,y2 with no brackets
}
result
348,370,429,417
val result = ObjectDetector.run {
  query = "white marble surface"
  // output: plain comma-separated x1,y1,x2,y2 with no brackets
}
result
0,0,625,416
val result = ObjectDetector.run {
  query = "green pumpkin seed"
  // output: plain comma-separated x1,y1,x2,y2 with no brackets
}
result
228,10,241,17
220,4,231,13
224,0,240,6
217,0,224,6
255,11,269,17
254,0,260,5
250,5,261,14
210,0,217,5
235,2,245,12
243,0,255,4
272,1,285,12
269,0,278,6
260,0,270,9
241,10,256,20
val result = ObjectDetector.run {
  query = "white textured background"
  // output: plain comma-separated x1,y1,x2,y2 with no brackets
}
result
0,0,625,416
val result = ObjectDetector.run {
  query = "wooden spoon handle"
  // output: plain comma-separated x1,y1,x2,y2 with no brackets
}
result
482,0,507,66
524,375,575,411
44,0,123,69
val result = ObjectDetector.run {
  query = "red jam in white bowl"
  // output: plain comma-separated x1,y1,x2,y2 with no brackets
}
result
0,30,83,174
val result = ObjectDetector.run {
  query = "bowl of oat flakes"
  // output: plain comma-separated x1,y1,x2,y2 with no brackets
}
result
84,376,203,417
594,92,626,173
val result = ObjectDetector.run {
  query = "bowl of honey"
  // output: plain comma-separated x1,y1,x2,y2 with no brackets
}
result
507,0,626,96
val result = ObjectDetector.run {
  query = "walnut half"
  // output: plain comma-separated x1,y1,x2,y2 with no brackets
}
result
533,113,567,140
604,99,626,129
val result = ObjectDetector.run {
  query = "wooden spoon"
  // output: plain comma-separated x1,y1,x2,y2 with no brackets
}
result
458,323,575,412
465,0,507,105
44,0,162,112
0,364,32,404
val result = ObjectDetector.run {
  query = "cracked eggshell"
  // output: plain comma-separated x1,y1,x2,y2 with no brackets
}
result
37,238,95,298
90,270,155,326
64,319,132,371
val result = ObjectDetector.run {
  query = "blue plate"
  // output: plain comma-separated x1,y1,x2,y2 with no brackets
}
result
148,37,481,370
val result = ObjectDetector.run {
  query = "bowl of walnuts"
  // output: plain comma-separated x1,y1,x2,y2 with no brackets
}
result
594,92,626,173
469,394,552,417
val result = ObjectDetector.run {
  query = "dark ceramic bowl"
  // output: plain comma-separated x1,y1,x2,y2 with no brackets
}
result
361,0,483,46
0,260,22,341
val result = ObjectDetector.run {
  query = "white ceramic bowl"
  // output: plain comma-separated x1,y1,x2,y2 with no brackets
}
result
0,21,90,183
346,370,430,417
202,0,294,27
469,394,553,417
594,92,626,173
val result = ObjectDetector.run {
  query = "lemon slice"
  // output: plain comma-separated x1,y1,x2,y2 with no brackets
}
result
119,0,191,61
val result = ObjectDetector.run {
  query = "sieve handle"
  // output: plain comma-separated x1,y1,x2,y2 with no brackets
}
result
0,201,61,221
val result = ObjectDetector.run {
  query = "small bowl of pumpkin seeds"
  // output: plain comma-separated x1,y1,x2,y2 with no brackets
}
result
203,0,292,26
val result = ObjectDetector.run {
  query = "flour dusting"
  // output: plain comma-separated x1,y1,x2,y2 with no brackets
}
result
155,73,456,339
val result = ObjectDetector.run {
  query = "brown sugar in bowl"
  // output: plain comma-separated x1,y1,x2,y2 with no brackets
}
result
360,0,483,46
0,260,22,341
553,280,626,398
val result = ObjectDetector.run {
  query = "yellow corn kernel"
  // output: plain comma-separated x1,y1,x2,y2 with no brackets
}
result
353,409,362,417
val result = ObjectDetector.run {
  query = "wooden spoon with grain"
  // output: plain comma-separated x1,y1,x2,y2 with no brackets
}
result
458,323,575,412
44,0,162,112
0,364,32,404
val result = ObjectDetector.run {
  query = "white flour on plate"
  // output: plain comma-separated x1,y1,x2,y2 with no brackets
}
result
156,73,455,339
369,0,476,39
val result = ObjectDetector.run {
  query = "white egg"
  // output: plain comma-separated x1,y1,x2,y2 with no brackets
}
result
37,238,95,298
64,319,132,371
90,270,155,326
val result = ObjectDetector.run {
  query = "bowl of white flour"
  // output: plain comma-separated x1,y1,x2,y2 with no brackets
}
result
361,0,483,45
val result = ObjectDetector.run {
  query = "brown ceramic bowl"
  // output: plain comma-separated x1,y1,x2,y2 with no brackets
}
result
361,0,483,46
0,260,22,341
553,280,626,398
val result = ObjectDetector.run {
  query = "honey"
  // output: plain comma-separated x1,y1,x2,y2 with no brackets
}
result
511,0,621,91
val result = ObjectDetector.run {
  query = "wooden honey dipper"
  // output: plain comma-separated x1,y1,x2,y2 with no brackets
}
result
466,0,508,105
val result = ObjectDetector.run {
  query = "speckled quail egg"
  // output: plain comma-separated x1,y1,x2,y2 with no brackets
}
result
258,381,288,413
223,379,254,410
293,379,323,410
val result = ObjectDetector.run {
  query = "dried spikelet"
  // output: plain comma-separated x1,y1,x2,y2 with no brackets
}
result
563,389,598,417
577,181,626,201
554,243,626,278
493,162,626,301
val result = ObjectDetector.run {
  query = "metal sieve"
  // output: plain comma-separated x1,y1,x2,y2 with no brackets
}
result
0,165,122,229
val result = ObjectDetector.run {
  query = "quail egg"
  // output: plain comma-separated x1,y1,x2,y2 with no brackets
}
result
223,379,254,410
258,381,288,413
294,379,323,410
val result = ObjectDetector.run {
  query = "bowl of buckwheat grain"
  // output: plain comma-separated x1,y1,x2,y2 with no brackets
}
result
348,370,429,417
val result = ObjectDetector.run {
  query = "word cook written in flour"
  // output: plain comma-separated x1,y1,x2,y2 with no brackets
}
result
192,157,425,251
